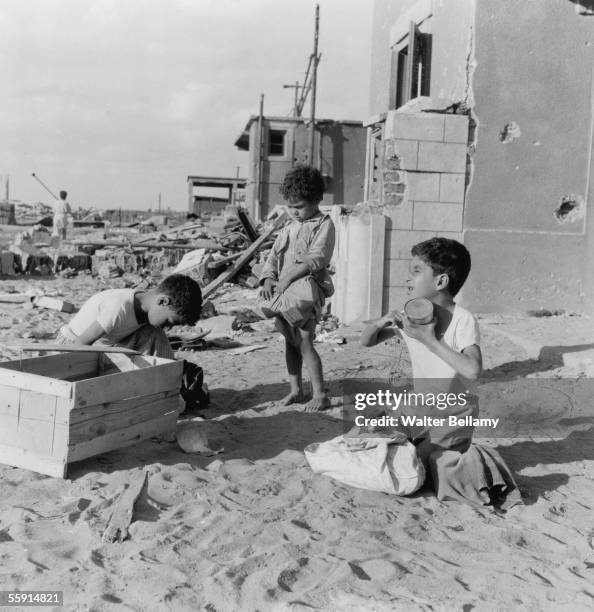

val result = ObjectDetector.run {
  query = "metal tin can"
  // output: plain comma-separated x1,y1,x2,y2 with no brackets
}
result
403,297,434,324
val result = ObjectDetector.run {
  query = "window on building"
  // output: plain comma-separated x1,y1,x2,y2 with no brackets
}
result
268,130,286,156
390,22,432,110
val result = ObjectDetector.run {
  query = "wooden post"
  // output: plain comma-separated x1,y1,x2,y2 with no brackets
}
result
308,5,320,167
255,94,264,222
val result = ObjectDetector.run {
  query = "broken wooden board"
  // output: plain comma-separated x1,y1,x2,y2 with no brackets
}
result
70,239,227,251
202,212,287,298
103,470,148,543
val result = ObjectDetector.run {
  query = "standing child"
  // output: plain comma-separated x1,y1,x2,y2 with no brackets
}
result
259,165,335,411
360,238,521,508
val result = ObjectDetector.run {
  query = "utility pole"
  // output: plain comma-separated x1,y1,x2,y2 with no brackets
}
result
283,80,302,117
308,4,320,167
255,93,264,222
158,192,162,213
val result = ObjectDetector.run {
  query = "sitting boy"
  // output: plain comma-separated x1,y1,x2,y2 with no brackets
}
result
57,273,202,358
360,238,521,507
360,237,480,460
259,165,335,411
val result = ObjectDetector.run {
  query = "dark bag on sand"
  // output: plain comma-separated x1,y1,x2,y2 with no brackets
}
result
180,361,210,413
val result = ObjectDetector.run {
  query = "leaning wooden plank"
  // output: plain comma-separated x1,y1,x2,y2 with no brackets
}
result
6,343,140,355
67,410,180,463
207,251,242,270
103,470,149,543
203,212,287,298
0,444,67,478
72,359,182,407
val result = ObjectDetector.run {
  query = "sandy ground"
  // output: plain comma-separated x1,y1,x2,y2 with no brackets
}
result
0,271,593,612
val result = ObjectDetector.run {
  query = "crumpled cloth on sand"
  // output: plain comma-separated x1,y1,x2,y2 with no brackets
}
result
305,433,425,496
429,443,523,510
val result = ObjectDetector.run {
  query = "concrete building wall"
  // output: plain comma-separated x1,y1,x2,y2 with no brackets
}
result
369,0,474,116
463,0,594,312
381,112,469,311
367,0,594,314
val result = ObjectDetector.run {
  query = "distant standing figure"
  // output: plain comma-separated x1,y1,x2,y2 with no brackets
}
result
52,190,72,239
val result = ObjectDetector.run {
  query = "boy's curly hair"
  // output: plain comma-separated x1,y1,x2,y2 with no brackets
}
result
279,165,325,204
158,274,202,325
411,238,471,296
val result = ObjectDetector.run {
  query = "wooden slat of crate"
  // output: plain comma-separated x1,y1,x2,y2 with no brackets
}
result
71,359,183,407
0,384,20,416
68,391,180,444
67,406,181,463
19,390,57,421
0,368,72,398
0,352,99,382
0,444,66,478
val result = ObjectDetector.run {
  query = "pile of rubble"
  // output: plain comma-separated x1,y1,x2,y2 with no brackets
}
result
0,206,289,293
71,205,289,296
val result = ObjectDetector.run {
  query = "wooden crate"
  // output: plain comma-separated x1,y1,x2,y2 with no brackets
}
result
0,352,184,478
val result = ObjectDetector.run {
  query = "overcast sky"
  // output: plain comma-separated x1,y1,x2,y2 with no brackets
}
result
0,0,373,211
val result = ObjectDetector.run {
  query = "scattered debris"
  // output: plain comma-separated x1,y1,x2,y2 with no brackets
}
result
527,308,566,318
33,296,76,313
103,470,149,543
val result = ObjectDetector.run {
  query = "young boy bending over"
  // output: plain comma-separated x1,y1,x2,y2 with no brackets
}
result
259,165,335,411
57,274,202,358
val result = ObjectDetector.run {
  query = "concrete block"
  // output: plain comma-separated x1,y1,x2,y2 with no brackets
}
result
383,171,402,183
444,115,469,144
386,112,445,142
383,193,406,207
393,140,419,170
417,142,467,173
413,202,464,232
383,202,413,230
407,172,440,201
383,286,410,314
385,230,436,259
439,173,466,203
383,258,411,287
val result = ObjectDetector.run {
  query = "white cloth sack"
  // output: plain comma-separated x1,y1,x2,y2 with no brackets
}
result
305,433,425,496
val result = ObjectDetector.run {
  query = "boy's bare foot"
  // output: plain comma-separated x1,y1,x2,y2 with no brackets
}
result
279,391,305,406
304,394,331,412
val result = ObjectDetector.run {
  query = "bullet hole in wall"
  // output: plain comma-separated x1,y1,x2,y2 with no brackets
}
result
553,194,585,223
499,122,521,143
